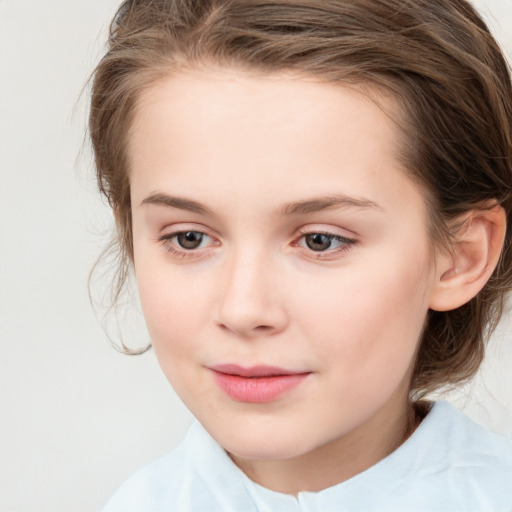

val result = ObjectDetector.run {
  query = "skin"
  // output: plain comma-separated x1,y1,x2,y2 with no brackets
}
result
128,67,447,494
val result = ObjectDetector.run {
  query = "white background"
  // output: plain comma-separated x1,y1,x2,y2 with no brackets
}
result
1,1,511,511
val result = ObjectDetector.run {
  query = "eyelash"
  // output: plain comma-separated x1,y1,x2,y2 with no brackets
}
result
157,229,357,260
158,231,216,260
294,229,356,259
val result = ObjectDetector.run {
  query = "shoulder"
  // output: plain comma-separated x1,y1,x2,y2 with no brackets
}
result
101,421,243,512
340,401,512,512
400,400,512,511
101,432,190,512
429,400,512,470
102,421,259,512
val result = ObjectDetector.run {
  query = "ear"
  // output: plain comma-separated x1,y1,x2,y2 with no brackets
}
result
429,204,506,312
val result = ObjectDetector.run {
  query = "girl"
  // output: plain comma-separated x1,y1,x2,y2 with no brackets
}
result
89,0,512,510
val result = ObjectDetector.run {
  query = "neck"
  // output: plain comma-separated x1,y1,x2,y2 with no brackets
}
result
230,396,424,495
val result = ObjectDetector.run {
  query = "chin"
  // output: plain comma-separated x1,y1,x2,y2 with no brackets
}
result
209,420,314,461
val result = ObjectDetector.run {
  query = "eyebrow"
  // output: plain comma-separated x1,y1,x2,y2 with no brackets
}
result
142,193,214,215
141,192,382,216
280,194,382,215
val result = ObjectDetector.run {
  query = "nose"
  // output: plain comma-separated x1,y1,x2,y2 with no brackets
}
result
216,248,288,338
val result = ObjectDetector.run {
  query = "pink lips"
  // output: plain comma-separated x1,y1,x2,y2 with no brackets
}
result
210,364,310,403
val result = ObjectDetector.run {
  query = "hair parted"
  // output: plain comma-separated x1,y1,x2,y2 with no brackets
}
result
89,0,512,398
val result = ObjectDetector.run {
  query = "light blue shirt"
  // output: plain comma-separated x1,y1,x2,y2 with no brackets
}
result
103,401,512,511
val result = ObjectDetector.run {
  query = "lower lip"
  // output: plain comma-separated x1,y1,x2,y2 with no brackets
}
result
211,371,309,403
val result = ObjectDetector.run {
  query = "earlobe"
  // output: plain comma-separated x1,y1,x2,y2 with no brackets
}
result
429,204,506,312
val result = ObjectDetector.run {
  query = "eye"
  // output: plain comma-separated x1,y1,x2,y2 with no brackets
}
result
175,231,205,249
304,233,338,251
295,230,356,257
158,230,216,258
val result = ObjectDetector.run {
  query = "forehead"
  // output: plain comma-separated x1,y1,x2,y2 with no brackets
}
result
129,67,401,154
127,67,424,222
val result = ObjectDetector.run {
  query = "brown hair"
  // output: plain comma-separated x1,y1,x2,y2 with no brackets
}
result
88,0,512,399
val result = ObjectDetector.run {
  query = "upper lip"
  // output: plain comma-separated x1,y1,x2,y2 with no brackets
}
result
209,364,309,378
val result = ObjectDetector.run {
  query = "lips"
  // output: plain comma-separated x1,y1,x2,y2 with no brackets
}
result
210,364,310,403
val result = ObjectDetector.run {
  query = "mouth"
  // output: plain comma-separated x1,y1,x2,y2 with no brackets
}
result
209,364,311,403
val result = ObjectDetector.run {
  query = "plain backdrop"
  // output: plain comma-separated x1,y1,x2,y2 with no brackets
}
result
1,1,512,511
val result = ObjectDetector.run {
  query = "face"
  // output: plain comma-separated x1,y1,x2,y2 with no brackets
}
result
128,68,438,482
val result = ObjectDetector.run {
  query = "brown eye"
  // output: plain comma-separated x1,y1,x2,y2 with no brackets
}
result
177,231,204,249
304,233,333,251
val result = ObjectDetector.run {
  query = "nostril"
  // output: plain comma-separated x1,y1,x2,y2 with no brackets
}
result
255,325,273,331
217,323,274,337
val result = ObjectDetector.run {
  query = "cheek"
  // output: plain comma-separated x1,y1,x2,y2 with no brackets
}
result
295,251,431,390
135,267,209,359
134,267,213,406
